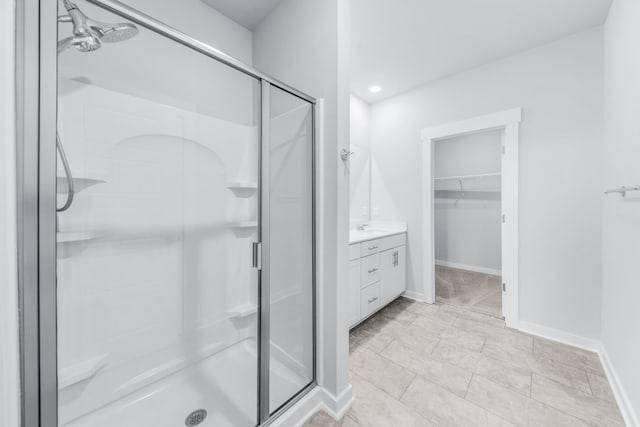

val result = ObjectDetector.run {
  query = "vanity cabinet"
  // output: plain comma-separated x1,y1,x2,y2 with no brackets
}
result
348,233,407,328
380,246,406,305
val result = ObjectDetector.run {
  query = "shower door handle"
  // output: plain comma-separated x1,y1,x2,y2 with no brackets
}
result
252,242,262,270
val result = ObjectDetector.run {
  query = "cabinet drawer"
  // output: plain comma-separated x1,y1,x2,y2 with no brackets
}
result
361,239,383,257
360,282,381,319
360,254,380,288
380,233,406,251
349,243,361,261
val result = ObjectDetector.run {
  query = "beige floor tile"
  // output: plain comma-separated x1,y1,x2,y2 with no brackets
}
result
402,299,440,317
346,298,623,427
381,300,420,324
348,375,435,427
339,414,361,427
472,290,503,318
349,327,393,354
465,375,542,426
350,347,415,399
587,372,616,403
381,340,472,397
376,321,441,355
303,411,339,427
428,304,462,324
411,312,456,333
438,326,487,351
486,328,534,353
533,338,605,376
474,356,532,396
431,341,483,372
527,403,590,427
455,309,506,328
401,376,515,427
435,266,503,318
482,340,592,395
531,374,625,426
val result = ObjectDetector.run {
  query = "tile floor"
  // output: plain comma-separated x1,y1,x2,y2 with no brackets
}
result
436,265,502,318
304,297,624,427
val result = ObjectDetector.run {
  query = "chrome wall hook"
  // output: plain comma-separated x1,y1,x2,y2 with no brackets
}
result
604,185,640,198
340,148,354,162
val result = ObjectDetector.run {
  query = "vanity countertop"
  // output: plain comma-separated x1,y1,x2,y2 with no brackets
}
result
349,222,407,244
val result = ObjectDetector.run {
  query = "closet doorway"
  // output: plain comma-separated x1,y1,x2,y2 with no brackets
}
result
433,130,503,317
421,109,521,326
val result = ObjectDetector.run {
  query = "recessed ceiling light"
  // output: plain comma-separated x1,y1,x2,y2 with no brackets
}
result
369,85,382,94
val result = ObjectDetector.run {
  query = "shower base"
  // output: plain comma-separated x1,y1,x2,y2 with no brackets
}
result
64,338,310,427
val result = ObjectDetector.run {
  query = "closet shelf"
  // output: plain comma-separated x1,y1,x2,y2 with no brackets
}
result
433,172,501,181
57,176,105,194
434,172,501,193
225,182,258,198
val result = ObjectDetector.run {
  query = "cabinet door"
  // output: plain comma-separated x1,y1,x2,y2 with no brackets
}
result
348,259,361,327
380,248,396,304
381,246,407,304
392,246,407,298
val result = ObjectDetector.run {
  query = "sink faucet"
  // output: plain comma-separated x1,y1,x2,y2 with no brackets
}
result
356,223,369,231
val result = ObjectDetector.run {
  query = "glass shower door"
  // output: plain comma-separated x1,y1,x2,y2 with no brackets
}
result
265,85,315,415
56,2,260,425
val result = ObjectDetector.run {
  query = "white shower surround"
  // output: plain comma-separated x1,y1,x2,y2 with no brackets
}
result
57,78,313,425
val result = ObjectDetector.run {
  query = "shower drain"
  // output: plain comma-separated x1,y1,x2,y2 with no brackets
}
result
185,409,208,426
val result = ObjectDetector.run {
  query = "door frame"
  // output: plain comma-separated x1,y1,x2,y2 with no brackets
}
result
420,108,521,326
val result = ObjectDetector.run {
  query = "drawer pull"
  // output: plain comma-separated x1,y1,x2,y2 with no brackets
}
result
368,296,379,304
367,268,379,274
367,246,378,250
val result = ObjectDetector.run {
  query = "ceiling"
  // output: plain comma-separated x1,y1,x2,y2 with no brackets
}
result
351,0,612,103
200,0,283,30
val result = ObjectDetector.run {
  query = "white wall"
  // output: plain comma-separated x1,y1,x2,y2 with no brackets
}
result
602,0,640,424
253,0,352,413
349,95,371,223
370,27,604,339
434,130,502,273
0,1,21,426
117,0,252,64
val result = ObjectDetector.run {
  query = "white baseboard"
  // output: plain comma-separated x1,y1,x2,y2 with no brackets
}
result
598,344,639,427
402,290,432,303
435,260,501,277
270,387,323,427
320,384,354,420
514,320,600,352
270,385,353,427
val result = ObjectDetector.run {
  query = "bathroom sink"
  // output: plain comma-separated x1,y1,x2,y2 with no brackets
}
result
349,228,401,243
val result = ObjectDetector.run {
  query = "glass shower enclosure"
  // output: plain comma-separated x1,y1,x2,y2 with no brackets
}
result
32,1,315,426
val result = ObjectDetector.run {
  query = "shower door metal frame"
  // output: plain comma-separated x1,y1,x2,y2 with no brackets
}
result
17,0,318,426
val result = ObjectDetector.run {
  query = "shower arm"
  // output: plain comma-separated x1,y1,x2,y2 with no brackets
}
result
56,133,75,212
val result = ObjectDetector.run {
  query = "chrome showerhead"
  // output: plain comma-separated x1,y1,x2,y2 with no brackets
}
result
57,0,138,54
96,22,138,43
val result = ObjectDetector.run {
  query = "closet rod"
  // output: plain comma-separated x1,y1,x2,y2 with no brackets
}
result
433,172,501,181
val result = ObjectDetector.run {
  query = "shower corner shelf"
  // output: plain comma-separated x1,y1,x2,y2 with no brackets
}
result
227,221,258,229
57,231,102,244
227,303,258,319
227,221,258,237
225,182,258,198
58,354,108,389
57,176,105,194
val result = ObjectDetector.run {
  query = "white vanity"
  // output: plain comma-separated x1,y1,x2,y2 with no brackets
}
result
348,224,407,328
